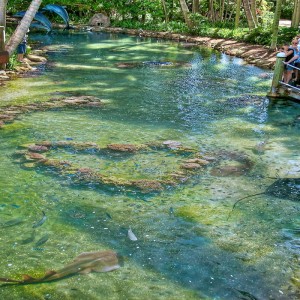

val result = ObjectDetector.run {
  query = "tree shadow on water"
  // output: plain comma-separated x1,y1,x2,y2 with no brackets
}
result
58,198,288,300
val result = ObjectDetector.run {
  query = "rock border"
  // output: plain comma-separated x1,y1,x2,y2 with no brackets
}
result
14,140,212,193
0,95,104,129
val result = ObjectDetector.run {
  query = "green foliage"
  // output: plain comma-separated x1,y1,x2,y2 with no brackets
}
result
6,0,297,48
277,27,299,45
242,27,273,45
280,1,294,19
6,53,19,70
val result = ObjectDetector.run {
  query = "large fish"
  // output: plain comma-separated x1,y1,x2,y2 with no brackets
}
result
0,250,120,285
42,4,70,29
231,178,300,212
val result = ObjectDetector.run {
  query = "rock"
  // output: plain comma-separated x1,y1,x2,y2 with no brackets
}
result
62,99,89,105
184,158,210,165
0,114,15,121
27,54,47,63
28,144,49,152
25,152,46,160
77,167,93,174
180,163,202,170
162,140,182,149
37,141,52,147
88,13,110,27
131,179,163,192
210,165,246,177
107,144,141,152
0,74,9,80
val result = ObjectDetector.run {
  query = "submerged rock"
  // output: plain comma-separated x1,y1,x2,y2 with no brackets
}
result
25,152,46,160
28,145,49,152
180,163,202,170
106,143,144,152
210,150,254,177
163,140,182,149
131,179,163,192
184,158,210,165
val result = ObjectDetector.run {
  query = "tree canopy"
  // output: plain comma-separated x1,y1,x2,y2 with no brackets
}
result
1,0,300,52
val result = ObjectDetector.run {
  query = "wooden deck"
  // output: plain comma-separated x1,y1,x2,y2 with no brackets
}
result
277,81,300,101
267,53,300,102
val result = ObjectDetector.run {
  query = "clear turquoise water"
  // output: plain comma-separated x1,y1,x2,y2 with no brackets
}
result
0,31,300,299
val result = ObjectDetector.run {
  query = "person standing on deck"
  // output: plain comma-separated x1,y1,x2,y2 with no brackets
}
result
282,39,298,84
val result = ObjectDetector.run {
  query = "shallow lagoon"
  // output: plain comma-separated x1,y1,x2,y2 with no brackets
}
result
0,32,300,299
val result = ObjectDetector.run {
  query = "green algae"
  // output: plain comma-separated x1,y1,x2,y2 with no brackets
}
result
0,32,300,299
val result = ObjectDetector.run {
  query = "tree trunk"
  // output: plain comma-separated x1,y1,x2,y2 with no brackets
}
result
207,0,216,21
242,0,256,30
249,0,258,26
270,0,282,50
192,0,200,13
179,0,192,27
5,0,42,56
291,0,300,28
219,0,225,21
161,0,169,22
235,0,242,28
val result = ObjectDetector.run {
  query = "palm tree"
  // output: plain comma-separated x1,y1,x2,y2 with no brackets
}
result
5,0,43,56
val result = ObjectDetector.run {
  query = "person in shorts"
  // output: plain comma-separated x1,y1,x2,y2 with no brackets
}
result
282,42,297,84
17,30,29,62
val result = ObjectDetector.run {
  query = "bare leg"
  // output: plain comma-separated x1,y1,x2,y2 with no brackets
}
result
285,70,293,83
17,53,24,62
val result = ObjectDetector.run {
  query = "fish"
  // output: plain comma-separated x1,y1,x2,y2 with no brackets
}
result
0,250,120,285
32,211,47,228
128,227,138,241
35,234,49,247
105,212,112,219
19,231,35,245
2,218,23,228
230,178,300,215
169,207,175,216
235,289,258,300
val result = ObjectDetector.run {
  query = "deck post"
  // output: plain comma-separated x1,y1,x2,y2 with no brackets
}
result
267,52,286,97
0,26,6,70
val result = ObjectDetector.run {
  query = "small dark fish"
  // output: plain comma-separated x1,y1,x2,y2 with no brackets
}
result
11,204,20,208
235,289,259,300
169,207,175,216
2,218,23,228
32,211,47,228
35,234,49,247
20,231,35,245
105,212,112,219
